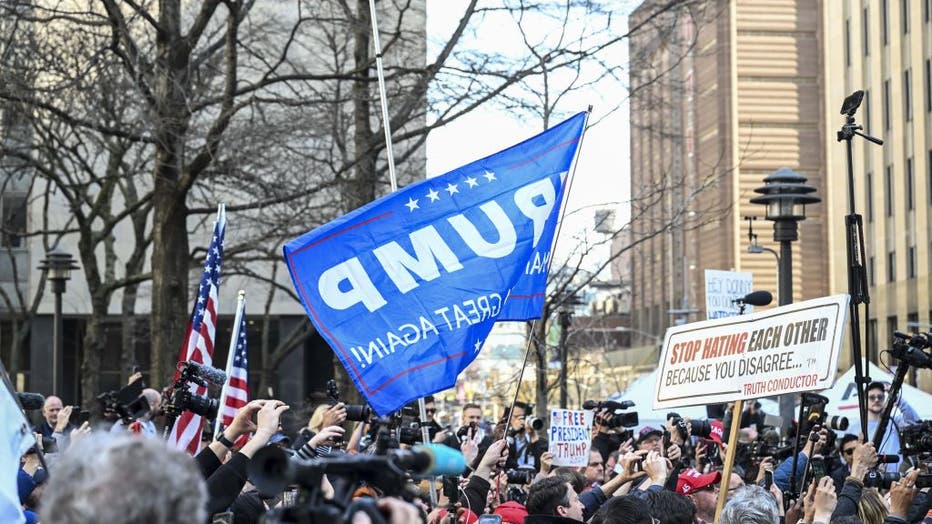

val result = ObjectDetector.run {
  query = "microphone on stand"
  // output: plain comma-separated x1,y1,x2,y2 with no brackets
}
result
732,290,774,307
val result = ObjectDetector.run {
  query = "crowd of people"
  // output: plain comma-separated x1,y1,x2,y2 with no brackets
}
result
10,379,932,524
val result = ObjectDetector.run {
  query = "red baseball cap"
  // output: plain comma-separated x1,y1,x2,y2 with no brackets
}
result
708,420,725,445
676,468,722,495
493,501,529,524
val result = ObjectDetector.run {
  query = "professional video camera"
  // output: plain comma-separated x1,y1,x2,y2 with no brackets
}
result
900,420,932,456
862,469,932,489
326,379,373,422
249,430,466,524
583,399,639,430
890,331,932,369
800,393,848,434
162,360,225,420
97,379,151,423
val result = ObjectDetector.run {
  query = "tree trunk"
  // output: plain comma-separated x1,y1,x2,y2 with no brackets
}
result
149,0,193,388
346,0,377,212
120,283,138,384
80,294,107,407
150,187,190,388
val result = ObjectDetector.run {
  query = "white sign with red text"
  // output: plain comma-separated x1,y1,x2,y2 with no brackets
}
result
548,409,594,467
653,295,849,410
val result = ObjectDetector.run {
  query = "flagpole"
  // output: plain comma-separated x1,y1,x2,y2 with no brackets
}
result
502,108,592,430
214,290,246,438
367,0,398,192
367,0,435,505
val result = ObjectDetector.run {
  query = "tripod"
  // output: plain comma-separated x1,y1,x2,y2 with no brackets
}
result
836,90,883,439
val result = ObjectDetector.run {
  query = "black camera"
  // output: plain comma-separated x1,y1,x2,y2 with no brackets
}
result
668,413,689,441
900,420,932,455
863,469,902,490
326,379,373,422
162,361,224,420
584,399,638,429
97,379,151,423
690,419,713,439
457,421,478,440
505,468,533,484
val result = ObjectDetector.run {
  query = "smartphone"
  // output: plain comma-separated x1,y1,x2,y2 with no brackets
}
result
73,409,91,426
477,515,503,524
760,470,773,490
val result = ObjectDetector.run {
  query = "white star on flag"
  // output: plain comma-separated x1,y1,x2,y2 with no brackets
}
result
474,339,483,353
483,170,496,182
465,176,479,188
426,189,440,202
405,197,420,212
445,183,459,195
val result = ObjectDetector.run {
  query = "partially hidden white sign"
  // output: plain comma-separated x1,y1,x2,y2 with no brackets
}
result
548,409,594,467
704,269,753,319
653,294,850,410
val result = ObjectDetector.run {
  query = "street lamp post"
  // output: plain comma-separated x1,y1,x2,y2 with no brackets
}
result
750,167,820,426
38,248,79,396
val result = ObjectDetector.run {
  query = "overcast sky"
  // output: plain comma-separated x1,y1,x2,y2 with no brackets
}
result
424,2,632,274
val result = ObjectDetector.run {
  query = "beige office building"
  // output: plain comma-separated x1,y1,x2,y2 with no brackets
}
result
628,0,931,388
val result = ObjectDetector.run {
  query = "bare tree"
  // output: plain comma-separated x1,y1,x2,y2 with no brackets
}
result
0,0,719,406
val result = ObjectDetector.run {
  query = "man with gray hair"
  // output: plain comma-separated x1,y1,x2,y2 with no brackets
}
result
39,433,206,524
719,484,780,524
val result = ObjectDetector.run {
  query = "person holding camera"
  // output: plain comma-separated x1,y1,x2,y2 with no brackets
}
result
444,403,491,454
108,388,162,438
865,381,918,473
505,402,548,472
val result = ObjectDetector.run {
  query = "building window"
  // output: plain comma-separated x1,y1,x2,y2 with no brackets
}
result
904,0,910,33
867,172,874,222
883,0,889,45
0,195,26,248
885,165,893,217
907,156,914,210
868,318,878,355
864,7,871,55
926,59,931,112
905,69,912,121
865,89,871,130
845,19,851,66
887,315,899,343
908,246,916,279
888,250,896,282
869,255,875,286
884,79,891,130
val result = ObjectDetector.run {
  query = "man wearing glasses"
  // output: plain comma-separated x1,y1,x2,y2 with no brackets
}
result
830,434,859,492
864,381,918,472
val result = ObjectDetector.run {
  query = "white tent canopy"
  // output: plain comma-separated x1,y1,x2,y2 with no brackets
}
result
810,362,932,435
608,368,708,430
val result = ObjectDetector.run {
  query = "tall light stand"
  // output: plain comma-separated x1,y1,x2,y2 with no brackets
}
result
836,90,884,439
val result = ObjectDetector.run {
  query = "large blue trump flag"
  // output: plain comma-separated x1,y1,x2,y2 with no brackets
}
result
284,112,587,415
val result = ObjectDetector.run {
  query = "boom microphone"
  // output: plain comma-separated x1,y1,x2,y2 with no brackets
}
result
396,444,467,477
184,360,227,386
16,392,45,411
732,290,773,307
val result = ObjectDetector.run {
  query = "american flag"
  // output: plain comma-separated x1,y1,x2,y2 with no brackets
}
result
215,292,249,447
167,205,226,454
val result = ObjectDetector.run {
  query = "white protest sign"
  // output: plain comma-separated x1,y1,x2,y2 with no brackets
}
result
704,269,753,319
653,294,850,410
548,409,594,467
